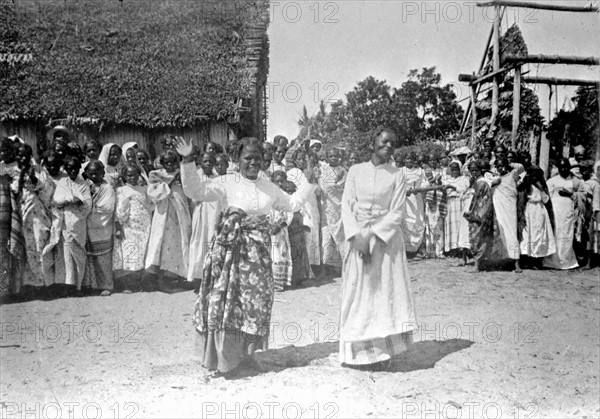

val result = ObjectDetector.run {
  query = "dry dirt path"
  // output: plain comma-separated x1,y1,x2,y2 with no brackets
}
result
1,260,599,418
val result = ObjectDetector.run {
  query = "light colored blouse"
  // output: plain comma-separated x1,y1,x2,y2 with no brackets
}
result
180,162,311,215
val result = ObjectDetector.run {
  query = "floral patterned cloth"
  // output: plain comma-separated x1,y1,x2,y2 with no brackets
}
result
113,184,153,274
267,209,293,291
193,210,275,338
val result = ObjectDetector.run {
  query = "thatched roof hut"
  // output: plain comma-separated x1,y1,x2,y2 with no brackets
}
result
0,0,269,157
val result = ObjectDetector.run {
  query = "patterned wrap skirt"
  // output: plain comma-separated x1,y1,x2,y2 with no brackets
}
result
193,209,275,372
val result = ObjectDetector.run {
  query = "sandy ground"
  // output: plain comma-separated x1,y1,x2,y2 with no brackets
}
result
1,259,599,419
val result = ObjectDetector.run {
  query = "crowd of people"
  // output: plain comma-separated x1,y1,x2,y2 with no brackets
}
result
0,127,599,302
1,125,599,375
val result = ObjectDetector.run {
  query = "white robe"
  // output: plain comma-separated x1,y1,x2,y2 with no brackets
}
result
520,186,556,257
186,171,225,282
287,167,321,265
340,161,416,365
544,176,581,269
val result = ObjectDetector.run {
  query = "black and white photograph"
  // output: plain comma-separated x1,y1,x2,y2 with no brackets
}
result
0,0,599,417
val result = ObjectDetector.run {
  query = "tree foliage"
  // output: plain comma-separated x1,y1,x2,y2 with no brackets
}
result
547,87,599,160
297,67,463,152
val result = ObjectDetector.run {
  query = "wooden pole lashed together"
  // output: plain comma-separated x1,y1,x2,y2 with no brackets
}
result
471,86,478,149
477,1,599,13
511,66,521,149
490,4,501,128
503,54,600,66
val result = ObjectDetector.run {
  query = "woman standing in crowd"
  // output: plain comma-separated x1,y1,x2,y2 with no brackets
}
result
586,161,600,268
82,161,116,296
176,136,313,376
113,163,153,291
492,157,521,272
0,138,26,297
339,127,416,369
319,148,347,272
268,171,294,291
99,143,125,188
287,147,320,267
186,152,223,292
145,150,192,287
15,143,54,288
423,154,445,258
518,166,556,268
47,156,92,291
404,152,428,256
443,161,471,263
464,161,495,272
544,159,583,270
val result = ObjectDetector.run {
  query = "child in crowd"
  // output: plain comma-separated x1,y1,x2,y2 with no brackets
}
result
113,163,154,292
268,171,294,290
145,150,192,290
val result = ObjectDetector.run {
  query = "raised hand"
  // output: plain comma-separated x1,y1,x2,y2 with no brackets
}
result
174,136,194,158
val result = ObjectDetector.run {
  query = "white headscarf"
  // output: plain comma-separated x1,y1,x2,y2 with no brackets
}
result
98,143,126,169
309,139,322,149
122,142,139,163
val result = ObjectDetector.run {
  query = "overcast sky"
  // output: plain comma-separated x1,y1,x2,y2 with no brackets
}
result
266,0,599,141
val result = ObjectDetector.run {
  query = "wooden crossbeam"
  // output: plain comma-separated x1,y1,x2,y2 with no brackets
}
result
522,76,599,86
476,1,599,13
504,54,600,66
458,67,512,85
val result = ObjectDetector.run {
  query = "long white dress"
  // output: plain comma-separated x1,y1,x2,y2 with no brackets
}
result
403,167,428,253
544,176,581,269
492,171,520,260
145,169,192,278
443,175,471,251
287,167,320,265
186,171,225,283
520,186,556,257
340,161,417,365
113,184,153,274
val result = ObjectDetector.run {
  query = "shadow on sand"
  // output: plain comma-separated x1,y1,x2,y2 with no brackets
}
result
226,338,474,379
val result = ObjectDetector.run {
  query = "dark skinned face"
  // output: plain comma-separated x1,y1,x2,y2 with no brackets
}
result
107,146,121,167
373,132,395,164
85,164,105,185
86,145,99,161
215,157,228,175
124,166,140,186
125,148,137,164
240,146,263,180
201,154,216,177
65,161,81,181
162,154,178,173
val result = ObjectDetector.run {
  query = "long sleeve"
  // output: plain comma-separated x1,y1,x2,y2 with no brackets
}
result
115,190,131,224
341,166,360,241
180,162,225,203
271,179,316,213
147,180,171,203
371,169,407,244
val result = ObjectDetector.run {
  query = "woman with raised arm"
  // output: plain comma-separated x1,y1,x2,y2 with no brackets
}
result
175,136,313,377
339,128,417,370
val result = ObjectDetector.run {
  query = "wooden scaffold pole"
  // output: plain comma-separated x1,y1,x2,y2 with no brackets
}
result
490,4,501,128
511,66,521,149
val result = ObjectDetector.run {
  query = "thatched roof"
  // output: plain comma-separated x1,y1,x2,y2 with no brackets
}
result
0,0,269,128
